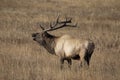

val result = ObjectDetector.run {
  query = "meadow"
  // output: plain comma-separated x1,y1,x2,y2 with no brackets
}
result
0,0,120,80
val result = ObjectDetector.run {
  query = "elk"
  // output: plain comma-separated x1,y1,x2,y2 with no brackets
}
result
32,16,95,69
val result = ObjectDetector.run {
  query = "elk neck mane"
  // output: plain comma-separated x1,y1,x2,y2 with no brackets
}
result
42,32,57,55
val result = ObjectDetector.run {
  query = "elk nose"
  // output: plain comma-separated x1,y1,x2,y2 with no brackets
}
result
32,33,36,37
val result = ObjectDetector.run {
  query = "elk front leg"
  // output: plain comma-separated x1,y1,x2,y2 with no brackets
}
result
66,59,72,69
60,58,64,69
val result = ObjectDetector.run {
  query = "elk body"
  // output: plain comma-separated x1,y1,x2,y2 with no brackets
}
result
32,16,95,69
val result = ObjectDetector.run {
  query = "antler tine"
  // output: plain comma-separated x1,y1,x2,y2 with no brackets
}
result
68,17,72,22
48,15,60,29
74,22,77,27
53,15,60,27
64,16,67,20
65,16,71,21
50,22,53,28
63,22,77,27
56,15,60,23
67,17,72,23
40,24,45,30
59,16,72,24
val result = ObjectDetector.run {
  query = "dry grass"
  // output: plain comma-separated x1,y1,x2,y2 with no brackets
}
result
0,0,120,80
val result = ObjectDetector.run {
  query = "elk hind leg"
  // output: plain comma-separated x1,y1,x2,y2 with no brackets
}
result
79,49,86,68
85,50,94,66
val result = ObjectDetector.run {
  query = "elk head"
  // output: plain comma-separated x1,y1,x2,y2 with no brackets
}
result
32,15,77,46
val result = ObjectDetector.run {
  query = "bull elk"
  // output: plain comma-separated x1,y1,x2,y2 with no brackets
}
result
32,16,95,69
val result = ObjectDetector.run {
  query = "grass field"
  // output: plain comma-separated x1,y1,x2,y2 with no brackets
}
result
0,0,120,80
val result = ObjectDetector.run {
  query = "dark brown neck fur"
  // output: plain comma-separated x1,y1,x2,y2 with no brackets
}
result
42,32,57,55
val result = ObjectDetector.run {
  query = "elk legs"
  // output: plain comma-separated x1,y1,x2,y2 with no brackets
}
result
66,59,72,69
60,58,72,69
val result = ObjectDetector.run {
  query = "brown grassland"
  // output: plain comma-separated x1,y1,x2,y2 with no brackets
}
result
0,0,120,80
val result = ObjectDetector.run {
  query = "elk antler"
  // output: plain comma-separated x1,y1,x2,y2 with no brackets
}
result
39,15,77,32
40,24,45,30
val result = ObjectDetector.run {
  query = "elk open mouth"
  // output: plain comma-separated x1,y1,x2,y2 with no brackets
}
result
32,36,36,41
33,38,36,41
32,33,36,41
